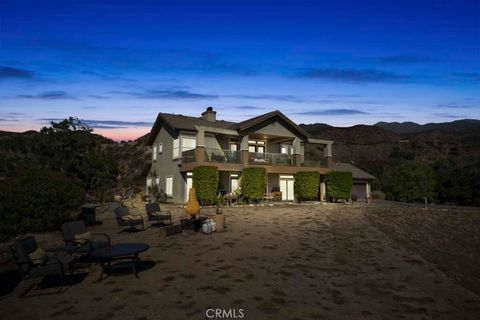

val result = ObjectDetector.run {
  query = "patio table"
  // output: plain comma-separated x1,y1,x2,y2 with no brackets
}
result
91,243,149,280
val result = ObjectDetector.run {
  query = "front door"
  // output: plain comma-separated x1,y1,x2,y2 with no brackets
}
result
279,175,294,201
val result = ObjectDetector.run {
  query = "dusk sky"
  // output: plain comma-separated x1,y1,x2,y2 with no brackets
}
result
1,0,479,141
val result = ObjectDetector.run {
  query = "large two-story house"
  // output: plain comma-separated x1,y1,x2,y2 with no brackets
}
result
145,107,375,203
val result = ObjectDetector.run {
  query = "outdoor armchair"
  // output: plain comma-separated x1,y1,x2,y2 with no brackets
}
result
61,220,110,255
145,202,172,226
114,206,145,232
12,235,75,294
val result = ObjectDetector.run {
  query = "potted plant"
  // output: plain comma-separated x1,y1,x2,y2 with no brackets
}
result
210,193,226,232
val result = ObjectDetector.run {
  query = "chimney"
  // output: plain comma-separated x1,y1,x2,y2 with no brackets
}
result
201,106,216,122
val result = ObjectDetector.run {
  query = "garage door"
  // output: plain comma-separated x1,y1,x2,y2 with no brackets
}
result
351,183,367,200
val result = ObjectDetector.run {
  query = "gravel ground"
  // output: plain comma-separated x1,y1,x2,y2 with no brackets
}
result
1,203,479,320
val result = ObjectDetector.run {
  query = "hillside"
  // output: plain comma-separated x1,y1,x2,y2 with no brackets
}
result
1,119,479,195
301,119,480,180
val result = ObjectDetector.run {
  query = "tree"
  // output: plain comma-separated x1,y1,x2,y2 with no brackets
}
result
383,161,436,202
0,170,84,238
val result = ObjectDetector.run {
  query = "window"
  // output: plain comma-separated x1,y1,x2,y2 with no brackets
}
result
182,136,196,152
173,139,180,159
152,145,157,161
165,176,173,196
146,178,152,188
158,143,163,154
230,173,239,193
155,177,160,186
248,139,266,153
281,144,293,155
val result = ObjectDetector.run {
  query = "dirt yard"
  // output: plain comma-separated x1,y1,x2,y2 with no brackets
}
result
1,203,479,320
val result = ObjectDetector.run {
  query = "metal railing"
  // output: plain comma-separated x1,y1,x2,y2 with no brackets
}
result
249,152,294,166
205,149,241,163
181,149,196,163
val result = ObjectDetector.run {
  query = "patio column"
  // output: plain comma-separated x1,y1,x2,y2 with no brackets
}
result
195,128,205,162
366,182,371,203
320,179,326,201
323,142,333,168
293,137,302,166
240,135,249,165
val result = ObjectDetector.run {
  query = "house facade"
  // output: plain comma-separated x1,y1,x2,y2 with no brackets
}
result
145,107,375,203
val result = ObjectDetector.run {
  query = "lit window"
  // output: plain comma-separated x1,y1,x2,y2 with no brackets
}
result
173,139,180,158
152,145,157,161
182,136,196,152
146,178,152,187
165,176,173,196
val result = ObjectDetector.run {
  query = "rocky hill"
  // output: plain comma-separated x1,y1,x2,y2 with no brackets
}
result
301,119,480,180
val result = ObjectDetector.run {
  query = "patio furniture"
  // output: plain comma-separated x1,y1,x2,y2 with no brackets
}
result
61,221,110,255
11,235,75,294
145,202,172,227
90,243,149,280
114,206,145,232
79,206,100,226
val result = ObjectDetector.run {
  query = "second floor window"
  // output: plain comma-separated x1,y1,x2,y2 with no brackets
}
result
249,140,265,153
152,145,157,161
173,139,180,159
182,136,196,152
158,143,163,154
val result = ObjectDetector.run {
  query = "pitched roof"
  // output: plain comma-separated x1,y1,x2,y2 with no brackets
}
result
146,113,237,145
332,162,376,180
231,110,310,139
147,110,310,145
160,113,236,131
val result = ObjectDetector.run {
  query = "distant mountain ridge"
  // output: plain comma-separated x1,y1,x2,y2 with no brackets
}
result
374,119,480,135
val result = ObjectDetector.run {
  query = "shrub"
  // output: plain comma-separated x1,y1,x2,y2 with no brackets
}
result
0,170,85,238
192,166,219,205
294,171,320,201
371,190,386,200
326,171,353,201
383,161,436,202
241,167,267,202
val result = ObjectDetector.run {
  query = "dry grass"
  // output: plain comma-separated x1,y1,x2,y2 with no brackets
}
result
0,203,479,319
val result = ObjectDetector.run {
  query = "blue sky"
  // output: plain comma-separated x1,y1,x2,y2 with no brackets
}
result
0,0,479,140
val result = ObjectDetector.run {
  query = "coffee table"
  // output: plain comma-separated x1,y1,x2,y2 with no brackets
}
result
91,243,149,280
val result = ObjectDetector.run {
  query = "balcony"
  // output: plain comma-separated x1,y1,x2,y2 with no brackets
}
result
205,148,241,163
249,152,293,166
181,148,241,164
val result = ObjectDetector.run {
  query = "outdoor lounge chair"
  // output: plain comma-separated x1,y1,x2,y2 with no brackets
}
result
114,206,145,232
61,220,110,255
145,202,172,227
12,235,75,294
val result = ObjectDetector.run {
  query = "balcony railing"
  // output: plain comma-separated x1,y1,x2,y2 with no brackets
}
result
181,149,196,163
249,152,293,166
182,149,326,167
205,149,241,163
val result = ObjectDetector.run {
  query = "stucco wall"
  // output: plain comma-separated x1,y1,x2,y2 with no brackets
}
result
148,126,185,203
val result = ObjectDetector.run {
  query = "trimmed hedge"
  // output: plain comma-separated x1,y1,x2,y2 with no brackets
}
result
241,167,267,202
192,166,219,205
0,170,85,238
295,171,320,201
326,171,353,201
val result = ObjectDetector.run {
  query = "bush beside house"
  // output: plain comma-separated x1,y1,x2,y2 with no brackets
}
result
0,170,85,238
241,167,267,203
295,171,320,201
326,171,353,201
192,166,219,205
